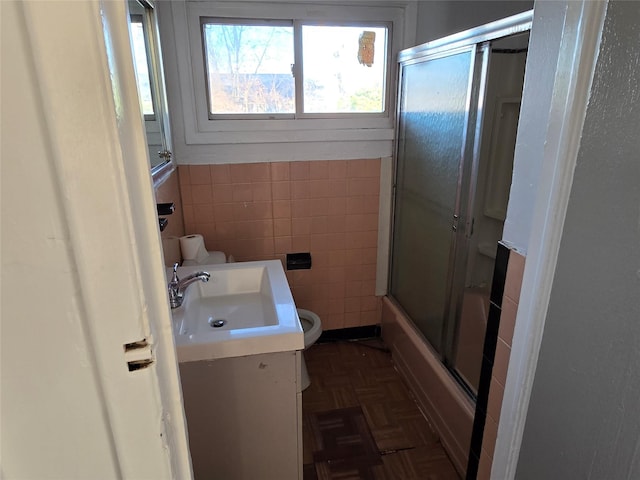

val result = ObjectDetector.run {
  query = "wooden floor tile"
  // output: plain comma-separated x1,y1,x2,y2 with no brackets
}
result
308,407,382,479
303,341,461,480
361,401,439,452
380,446,460,480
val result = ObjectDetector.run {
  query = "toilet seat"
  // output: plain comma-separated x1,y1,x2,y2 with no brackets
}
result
297,309,322,348
297,309,322,391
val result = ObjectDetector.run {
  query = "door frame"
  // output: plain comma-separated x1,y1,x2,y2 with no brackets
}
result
491,1,608,477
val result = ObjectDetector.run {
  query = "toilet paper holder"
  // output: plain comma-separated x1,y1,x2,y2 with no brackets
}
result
286,252,312,270
157,203,175,215
157,203,174,232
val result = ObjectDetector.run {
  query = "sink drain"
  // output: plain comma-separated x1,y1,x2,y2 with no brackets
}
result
208,318,227,328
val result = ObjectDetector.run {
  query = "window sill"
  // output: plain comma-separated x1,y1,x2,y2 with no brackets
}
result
173,137,394,164
184,125,395,145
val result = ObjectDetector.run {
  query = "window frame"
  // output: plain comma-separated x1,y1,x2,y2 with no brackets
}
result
200,17,296,120
130,13,157,120
175,1,405,148
199,17,392,120
293,20,392,119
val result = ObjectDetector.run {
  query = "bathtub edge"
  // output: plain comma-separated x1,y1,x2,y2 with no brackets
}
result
381,296,474,477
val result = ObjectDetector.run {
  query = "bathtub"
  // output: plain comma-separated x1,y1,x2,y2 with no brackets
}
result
382,296,476,476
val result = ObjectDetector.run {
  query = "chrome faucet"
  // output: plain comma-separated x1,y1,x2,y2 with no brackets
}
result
168,263,210,309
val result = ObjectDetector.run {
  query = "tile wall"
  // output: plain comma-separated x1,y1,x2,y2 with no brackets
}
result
155,170,186,266
476,248,525,480
178,159,383,331
155,169,185,239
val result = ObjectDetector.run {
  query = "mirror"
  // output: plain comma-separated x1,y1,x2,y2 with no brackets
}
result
127,0,173,181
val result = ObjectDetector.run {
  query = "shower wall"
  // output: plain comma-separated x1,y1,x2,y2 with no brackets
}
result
454,38,528,391
466,49,527,290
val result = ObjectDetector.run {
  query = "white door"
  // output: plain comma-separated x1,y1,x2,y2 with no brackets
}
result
1,1,191,478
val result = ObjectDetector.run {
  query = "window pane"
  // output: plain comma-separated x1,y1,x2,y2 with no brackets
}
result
203,23,295,115
302,25,387,113
130,20,154,116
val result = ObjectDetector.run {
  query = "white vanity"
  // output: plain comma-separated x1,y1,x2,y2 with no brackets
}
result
171,260,304,480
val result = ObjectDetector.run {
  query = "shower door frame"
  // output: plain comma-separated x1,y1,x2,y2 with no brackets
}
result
388,12,533,396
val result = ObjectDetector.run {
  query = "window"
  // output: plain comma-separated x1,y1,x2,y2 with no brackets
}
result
129,15,155,117
175,1,404,154
301,25,387,114
202,20,295,116
201,18,389,119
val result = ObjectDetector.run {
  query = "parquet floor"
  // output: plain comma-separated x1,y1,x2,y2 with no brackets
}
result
302,340,461,480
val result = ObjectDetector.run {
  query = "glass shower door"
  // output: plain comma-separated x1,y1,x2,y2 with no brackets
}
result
390,47,477,355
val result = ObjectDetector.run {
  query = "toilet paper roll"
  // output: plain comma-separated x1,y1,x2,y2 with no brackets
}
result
180,234,209,263
161,236,181,267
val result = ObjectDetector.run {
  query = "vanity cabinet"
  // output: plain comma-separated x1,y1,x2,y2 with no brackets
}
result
179,351,303,480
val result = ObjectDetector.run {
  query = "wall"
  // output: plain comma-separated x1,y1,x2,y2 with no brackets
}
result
155,1,395,327
1,1,192,477
156,171,185,238
415,1,533,45
468,41,527,289
154,1,541,332
155,170,186,266
516,1,640,477
178,159,382,331
501,1,568,253
474,249,525,479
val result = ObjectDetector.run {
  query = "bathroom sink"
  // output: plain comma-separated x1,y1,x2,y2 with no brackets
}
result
169,260,303,362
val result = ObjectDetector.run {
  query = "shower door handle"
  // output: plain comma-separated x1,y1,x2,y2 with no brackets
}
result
452,214,459,231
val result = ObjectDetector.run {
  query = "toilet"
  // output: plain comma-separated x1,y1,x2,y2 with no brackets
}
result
297,309,322,391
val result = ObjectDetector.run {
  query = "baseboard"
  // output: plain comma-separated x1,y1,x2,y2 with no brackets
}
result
317,325,381,343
